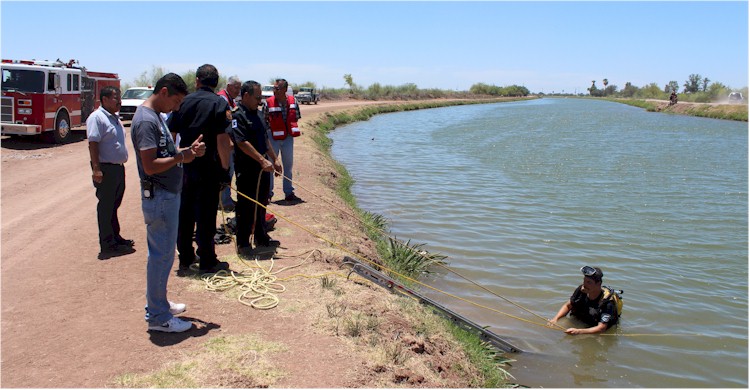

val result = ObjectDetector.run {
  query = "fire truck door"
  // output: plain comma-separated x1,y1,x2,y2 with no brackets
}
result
44,72,62,131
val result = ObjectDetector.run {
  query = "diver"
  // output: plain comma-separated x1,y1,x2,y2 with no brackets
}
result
548,266,620,335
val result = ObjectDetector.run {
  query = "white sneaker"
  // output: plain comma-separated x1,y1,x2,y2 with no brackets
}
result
148,317,192,333
169,301,186,315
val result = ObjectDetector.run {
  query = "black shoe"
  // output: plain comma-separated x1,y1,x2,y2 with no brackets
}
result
176,263,196,276
284,193,303,203
115,237,135,247
98,244,135,260
199,261,230,274
237,245,253,258
254,239,281,248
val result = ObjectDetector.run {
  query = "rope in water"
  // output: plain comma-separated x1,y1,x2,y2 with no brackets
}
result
217,174,704,337
236,172,565,330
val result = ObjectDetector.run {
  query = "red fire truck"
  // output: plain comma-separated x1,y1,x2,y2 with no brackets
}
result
1,59,120,143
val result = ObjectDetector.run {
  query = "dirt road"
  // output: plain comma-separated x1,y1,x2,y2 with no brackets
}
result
1,99,416,387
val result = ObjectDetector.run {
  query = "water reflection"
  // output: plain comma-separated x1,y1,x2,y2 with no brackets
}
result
568,335,619,386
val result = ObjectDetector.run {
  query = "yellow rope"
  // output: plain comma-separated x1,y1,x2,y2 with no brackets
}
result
233,185,555,330
271,172,563,329
214,175,709,338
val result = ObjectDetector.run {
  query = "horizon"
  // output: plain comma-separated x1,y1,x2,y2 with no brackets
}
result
1,1,748,93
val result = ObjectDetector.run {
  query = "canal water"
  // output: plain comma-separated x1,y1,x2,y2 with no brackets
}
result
329,98,748,387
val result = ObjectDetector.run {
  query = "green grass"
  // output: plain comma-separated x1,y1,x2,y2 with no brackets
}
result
607,98,748,121
608,98,659,112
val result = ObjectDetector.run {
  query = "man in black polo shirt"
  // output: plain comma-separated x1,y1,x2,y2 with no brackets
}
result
228,80,282,254
549,266,619,335
168,64,233,273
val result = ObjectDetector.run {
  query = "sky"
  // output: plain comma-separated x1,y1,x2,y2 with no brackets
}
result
1,1,747,93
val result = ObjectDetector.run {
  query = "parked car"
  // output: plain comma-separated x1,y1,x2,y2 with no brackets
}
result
261,84,274,101
728,92,744,103
295,87,320,105
119,86,153,120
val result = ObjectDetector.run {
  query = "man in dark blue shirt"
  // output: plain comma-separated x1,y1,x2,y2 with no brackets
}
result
227,80,282,254
549,266,619,334
167,64,233,273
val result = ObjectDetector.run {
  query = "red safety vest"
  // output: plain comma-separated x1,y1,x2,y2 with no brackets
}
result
266,95,300,140
217,89,236,109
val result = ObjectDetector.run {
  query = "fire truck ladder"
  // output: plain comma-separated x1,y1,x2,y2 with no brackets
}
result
341,256,522,353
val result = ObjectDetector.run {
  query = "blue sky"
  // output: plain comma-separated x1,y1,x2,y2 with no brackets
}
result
1,1,747,93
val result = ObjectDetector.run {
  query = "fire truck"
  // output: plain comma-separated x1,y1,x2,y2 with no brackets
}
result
1,59,120,143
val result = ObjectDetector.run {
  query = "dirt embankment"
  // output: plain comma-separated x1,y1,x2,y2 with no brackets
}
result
643,99,748,121
1,99,502,387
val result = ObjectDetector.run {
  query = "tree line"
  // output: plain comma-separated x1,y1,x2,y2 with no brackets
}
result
121,67,531,101
584,74,747,103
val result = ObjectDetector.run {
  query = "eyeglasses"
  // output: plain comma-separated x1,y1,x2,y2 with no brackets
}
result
581,266,597,277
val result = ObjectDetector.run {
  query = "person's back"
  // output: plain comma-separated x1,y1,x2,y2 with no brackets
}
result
168,88,229,175
168,64,232,274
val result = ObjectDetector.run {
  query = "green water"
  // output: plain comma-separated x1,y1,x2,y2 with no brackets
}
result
330,98,748,387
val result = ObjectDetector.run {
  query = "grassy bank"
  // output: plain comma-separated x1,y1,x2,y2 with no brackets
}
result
309,97,532,387
607,98,748,121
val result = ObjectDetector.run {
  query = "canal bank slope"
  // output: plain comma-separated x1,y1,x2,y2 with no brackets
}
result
610,98,748,121
1,98,523,388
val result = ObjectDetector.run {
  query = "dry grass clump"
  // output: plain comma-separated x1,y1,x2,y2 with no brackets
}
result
112,334,286,388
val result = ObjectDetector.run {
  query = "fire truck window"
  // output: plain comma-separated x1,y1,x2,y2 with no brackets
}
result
67,74,72,91
2,69,45,93
47,73,55,91
73,74,80,91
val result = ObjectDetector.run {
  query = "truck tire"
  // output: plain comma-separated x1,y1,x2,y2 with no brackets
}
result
314,99,318,105
45,111,71,144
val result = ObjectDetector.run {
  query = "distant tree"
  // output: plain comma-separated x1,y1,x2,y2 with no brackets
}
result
664,81,679,93
122,65,167,91
603,78,609,88
621,82,638,98
701,77,710,92
604,84,618,96
684,74,702,93
635,82,664,99
343,74,355,92
588,80,598,95
706,82,729,100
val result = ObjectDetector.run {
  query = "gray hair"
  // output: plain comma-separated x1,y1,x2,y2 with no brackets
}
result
227,76,241,86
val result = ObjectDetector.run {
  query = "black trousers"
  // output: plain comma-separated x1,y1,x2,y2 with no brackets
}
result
235,163,270,248
177,168,221,269
94,163,125,249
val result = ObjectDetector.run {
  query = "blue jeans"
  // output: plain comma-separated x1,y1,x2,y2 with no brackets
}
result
142,189,180,325
268,135,295,198
220,150,235,206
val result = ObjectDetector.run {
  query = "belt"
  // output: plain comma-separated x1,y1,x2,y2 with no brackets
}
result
100,162,124,166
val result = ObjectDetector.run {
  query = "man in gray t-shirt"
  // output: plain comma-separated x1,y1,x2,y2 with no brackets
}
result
131,106,182,193
130,73,206,334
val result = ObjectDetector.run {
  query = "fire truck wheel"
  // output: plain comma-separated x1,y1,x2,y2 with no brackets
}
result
46,112,71,144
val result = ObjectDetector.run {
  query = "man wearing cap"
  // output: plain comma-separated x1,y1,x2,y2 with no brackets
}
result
549,266,619,335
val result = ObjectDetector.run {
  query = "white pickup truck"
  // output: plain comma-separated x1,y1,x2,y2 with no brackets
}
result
119,86,153,120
